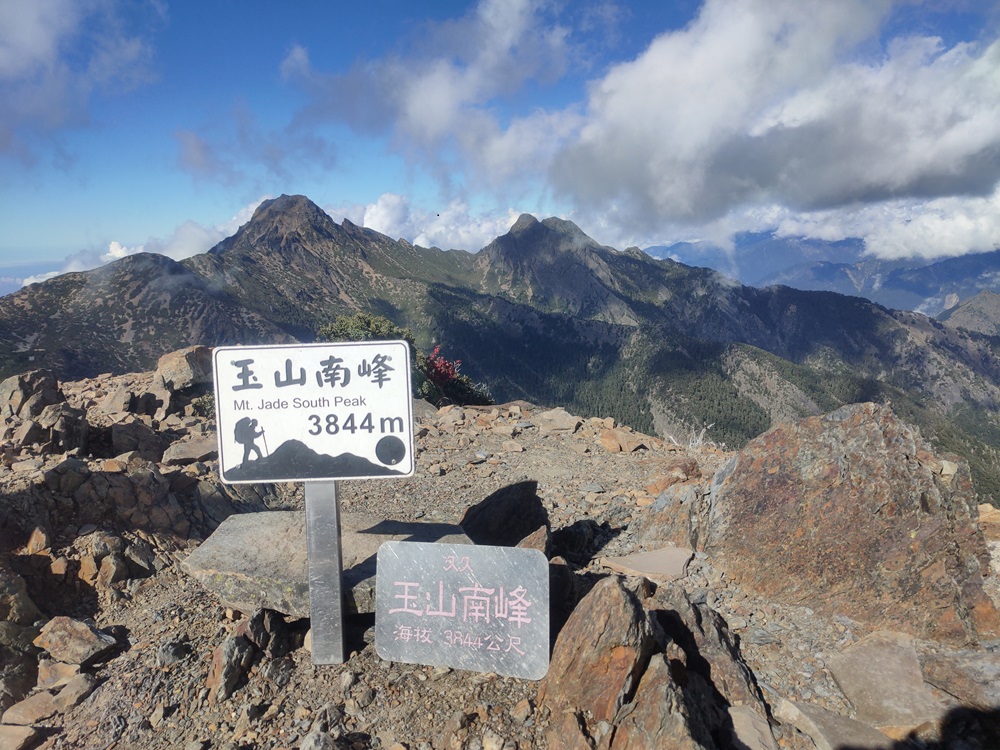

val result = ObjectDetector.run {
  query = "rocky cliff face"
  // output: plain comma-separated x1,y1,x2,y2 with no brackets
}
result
0,253,291,378
1,353,998,748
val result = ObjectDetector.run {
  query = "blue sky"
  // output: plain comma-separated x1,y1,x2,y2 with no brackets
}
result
2,0,1000,293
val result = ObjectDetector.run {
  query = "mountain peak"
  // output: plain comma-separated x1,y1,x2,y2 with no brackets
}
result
210,194,338,256
510,213,540,234
250,194,328,224
540,216,590,242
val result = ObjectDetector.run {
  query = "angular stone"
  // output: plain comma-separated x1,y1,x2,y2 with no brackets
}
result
156,346,214,392
644,458,701,495
162,434,219,466
920,650,1000,710
236,609,290,660
88,532,124,559
775,700,892,750
53,672,97,711
33,616,117,665
599,547,693,582
0,640,37,715
36,659,80,690
610,654,715,750
728,705,779,750
24,527,49,555
655,403,999,643
97,554,130,587
98,385,136,415
538,576,657,740
460,481,549,547
78,556,99,585
110,420,168,461
631,482,712,550
828,631,944,730
979,502,1000,536
0,566,42,626
206,633,254,704
535,408,582,436
516,525,550,556
11,420,45,448
0,725,40,750
0,370,62,419
182,511,471,617
599,428,647,454
649,583,768,715
42,457,90,496
1,690,59,725
599,430,624,453
35,402,88,453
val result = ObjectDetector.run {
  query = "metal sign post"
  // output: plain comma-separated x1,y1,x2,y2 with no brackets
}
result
213,341,414,664
306,480,344,663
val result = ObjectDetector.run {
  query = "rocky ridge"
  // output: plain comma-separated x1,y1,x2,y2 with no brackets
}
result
0,348,998,749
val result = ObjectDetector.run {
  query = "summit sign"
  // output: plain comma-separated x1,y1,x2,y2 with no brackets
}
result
213,342,414,483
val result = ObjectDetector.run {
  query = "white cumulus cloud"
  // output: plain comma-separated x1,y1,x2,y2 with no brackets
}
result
287,0,578,194
356,193,519,251
549,0,1000,257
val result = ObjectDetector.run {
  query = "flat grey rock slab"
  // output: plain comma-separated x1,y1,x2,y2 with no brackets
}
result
775,700,892,750
828,630,945,730
181,511,471,617
162,434,219,465
728,705,778,750
598,546,693,581
0,724,41,749
920,650,1000,709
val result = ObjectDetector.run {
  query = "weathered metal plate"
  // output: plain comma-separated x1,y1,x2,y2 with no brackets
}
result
375,542,550,680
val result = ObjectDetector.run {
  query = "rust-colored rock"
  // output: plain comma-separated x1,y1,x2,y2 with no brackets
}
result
33,616,117,665
644,457,701,495
599,428,648,454
700,403,999,643
538,576,657,741
610,654,713,750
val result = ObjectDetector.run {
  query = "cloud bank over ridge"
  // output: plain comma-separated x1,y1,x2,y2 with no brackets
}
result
283,0,1000,259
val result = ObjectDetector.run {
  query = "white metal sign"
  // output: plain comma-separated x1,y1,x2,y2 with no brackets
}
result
213,341,414,483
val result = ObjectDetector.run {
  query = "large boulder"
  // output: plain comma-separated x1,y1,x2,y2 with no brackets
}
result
36,403,88,453
0,370,63,420
538,576,770,749
639,403,999,644
155,346,214,392
0,562,42,713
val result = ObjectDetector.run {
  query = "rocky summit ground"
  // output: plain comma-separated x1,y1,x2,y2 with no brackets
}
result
0,347,999,750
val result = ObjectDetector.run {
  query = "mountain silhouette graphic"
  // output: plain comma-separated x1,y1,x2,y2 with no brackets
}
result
223,439,405,482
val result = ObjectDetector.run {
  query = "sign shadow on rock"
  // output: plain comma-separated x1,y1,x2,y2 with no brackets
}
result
837,706,1000,750
551,518,622,565
459,481,549,547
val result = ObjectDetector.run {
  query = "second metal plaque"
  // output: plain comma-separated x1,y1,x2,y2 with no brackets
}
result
375,542,549,680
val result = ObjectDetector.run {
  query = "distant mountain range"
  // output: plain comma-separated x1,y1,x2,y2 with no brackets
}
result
647,235,1000,315
4,194,1000,501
